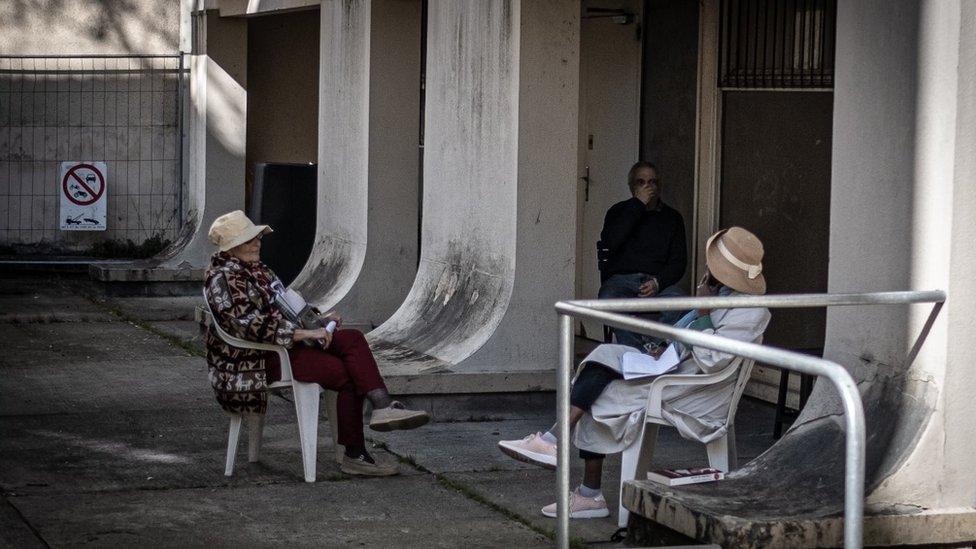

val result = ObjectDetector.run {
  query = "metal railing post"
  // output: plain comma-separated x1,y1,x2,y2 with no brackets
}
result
834,369,866,549
176,51,185,227
556,314,572,549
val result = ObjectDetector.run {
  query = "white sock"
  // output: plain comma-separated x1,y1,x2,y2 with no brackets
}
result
540,431,557,444
578,484,601,498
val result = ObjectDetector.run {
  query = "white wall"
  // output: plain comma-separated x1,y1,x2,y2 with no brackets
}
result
0,0,180,55
942,0,976,510
802,0,976,510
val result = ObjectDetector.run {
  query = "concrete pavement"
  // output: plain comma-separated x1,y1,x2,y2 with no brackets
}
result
0,273,779,547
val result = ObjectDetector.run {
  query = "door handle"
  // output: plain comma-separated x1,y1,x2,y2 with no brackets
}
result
580,165,591,202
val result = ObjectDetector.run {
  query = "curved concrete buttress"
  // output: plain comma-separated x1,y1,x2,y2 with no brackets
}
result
786,0,975,513
289,1,422,330
288,1,370,310
687,1,976,531
368,1,579,375
367,1,520,371
848,0,976,511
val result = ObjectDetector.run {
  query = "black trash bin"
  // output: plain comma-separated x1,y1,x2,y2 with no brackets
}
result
248,163,316,286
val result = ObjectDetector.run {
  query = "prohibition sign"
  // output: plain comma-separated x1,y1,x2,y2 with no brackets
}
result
62,163,105,206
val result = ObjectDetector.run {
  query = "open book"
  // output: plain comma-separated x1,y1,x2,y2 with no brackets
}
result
620,344,681,380
274,287,310,321
271,285,328,346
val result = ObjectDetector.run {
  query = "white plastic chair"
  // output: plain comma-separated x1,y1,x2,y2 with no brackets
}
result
616,356,756,527
204,292,342,483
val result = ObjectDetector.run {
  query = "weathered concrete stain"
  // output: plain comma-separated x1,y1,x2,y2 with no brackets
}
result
290,235,359,311
369,239,513,368
155,214,198,262
368,339,450,374
434,269,460,306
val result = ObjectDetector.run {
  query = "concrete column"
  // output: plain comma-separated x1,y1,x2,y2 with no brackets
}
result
463,0,579,372
796,0,976,514
290,0,421,328
368,0,579,375
158,10,247,269
942,0,976,511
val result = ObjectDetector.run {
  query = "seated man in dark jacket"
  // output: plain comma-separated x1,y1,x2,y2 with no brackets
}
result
599,161,688,348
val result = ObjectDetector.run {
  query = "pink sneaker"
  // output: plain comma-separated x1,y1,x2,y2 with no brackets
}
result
541,488,610,519
497,432,557,469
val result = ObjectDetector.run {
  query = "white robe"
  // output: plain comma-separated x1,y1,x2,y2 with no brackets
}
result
573,303,771,454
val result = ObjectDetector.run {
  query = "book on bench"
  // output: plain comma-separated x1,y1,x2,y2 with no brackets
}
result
646,467,725,486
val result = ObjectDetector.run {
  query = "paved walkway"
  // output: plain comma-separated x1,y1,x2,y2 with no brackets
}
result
0,273,779,548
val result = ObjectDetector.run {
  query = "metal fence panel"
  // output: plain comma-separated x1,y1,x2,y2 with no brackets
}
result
0,54,184,257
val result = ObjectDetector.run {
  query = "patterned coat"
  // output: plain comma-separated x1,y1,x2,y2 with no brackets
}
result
204,251,296,414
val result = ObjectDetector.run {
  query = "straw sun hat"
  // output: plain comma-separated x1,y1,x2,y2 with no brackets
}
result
208,210,273,252
705,227,766,295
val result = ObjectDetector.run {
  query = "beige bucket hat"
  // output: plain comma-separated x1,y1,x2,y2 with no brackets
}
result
208,210,272,252
705,227,766,295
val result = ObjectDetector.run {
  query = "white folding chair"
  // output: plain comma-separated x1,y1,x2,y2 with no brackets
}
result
616,356,756,527
204,291,342,483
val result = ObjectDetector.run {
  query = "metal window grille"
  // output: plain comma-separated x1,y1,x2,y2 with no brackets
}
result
718,0,837,89
0,54,185,256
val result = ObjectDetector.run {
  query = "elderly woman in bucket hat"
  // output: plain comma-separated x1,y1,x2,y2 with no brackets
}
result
204,210,429,477
497,227,771,519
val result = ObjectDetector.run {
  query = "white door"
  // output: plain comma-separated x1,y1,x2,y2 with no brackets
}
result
576,0,643,339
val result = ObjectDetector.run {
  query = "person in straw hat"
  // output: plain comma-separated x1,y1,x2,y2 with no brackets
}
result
204,210,429,477
497,227,771,519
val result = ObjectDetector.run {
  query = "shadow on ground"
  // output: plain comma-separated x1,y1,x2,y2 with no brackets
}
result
0,274,780,547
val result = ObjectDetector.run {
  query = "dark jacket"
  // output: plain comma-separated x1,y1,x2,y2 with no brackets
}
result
600,197,687,288
204,252,296,415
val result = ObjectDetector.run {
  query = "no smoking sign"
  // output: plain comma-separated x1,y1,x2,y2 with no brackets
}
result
60,162,108,231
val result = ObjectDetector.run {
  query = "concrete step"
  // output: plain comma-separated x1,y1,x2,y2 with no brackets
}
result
89,261,205,296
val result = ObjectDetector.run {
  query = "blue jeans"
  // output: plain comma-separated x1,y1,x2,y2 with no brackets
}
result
598,273,688,348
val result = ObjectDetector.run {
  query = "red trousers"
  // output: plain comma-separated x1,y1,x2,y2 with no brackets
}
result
266,329,386,448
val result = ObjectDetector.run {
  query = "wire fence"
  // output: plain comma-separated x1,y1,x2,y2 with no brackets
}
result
0,54,185,257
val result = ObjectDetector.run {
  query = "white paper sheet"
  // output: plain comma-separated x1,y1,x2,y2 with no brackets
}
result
620,344,680,380
275,288,308,319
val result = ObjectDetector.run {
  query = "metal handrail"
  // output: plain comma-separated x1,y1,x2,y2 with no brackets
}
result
553,290,945,549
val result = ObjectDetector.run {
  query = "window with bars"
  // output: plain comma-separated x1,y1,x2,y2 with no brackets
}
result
718,0,837,89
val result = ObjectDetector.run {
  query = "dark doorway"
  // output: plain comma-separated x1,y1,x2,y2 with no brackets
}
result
640,0,700,292
720,90,833,350
245,8,320,211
